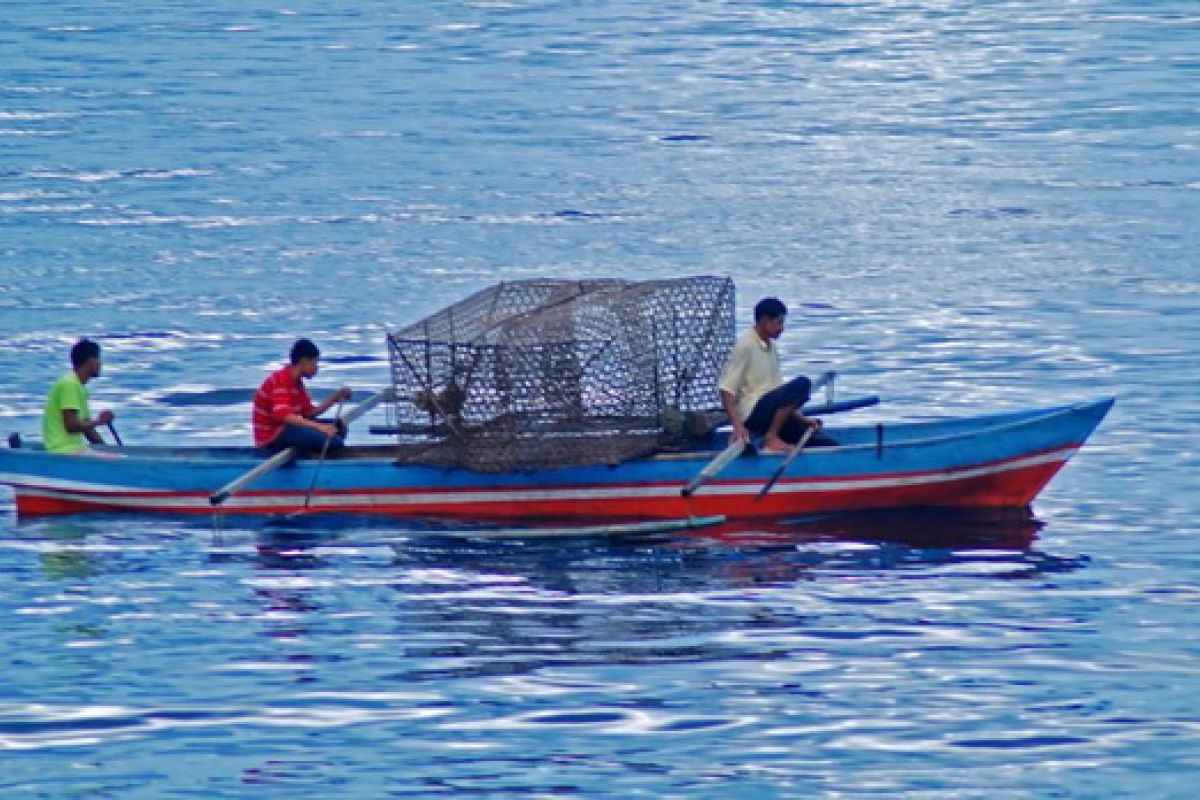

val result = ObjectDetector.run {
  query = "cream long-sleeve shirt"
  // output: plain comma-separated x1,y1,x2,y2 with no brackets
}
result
718,328,782,421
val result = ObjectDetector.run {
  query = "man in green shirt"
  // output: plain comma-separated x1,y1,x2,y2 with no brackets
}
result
42,338,115,454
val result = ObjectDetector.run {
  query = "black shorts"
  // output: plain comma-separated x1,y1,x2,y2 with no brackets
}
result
743,376,836,445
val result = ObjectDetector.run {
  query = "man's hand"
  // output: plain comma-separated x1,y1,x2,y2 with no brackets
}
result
798,415,823,431
334,387,353,403
728,420,750,445
96,410,115,426
315,422,340,438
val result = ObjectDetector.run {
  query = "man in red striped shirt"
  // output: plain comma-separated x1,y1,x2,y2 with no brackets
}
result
253,339,352,453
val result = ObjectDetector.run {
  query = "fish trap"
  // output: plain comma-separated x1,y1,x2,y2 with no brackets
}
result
386,276,734,471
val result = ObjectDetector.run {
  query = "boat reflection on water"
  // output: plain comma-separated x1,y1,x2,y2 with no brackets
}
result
345,505,1085,597
8,505,1078,596
362,507,1082,682
648,507,1066,589
693,506,1044,551
11,517,108,581
259,504,1043,549
10,502,1069,581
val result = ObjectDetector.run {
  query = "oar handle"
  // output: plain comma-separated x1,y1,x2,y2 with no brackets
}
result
106,422,123,448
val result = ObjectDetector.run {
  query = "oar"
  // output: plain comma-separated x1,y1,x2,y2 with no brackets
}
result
681,370,838,499
106,422,123,447
295,399,344,514
209,388,392,507
754,423,817,502
681,440,746,498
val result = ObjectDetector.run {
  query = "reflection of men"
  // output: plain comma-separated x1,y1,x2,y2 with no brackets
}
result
719,297,822,452
252,338,352,454
43,338,115,454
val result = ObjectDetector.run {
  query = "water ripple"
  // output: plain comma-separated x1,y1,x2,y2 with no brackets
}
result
2,0,1198,795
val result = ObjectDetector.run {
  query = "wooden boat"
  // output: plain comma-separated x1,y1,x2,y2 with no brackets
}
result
3,280,1112,525
0,397,1113,520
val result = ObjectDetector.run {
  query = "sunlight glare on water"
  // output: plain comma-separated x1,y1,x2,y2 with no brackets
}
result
2,1,1199,797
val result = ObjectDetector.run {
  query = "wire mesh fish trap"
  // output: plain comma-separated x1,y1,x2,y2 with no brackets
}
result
387,276,735,471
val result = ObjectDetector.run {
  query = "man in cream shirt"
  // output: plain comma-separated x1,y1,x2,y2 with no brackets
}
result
718,297,822,452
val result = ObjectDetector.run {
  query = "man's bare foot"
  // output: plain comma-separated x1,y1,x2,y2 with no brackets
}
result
762,436,790,453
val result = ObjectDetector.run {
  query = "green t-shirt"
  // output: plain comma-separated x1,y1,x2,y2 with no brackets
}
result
43,371,91,454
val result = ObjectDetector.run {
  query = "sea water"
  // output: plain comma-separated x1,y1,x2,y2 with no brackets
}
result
2,1,1198,797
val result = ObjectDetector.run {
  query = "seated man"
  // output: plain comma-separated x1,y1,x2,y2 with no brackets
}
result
252,338,352,454
718,297,827,452
42,338,116,454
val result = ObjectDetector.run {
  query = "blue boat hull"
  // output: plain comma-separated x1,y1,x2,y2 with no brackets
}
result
0,399,1113,520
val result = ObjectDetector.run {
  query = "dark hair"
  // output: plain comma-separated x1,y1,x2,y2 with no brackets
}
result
290,338,320,364
70,338,101,368
754,297,787,322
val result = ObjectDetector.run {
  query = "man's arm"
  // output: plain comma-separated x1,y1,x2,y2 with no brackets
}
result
719,389,750,444
269,383,335,436
312,387,352,417
718,338,751,443
62,408,114,445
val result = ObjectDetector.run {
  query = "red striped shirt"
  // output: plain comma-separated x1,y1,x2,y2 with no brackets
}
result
252,365,316,447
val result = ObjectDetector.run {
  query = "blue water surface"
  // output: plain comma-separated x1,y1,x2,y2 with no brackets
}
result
2,1,1199,797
